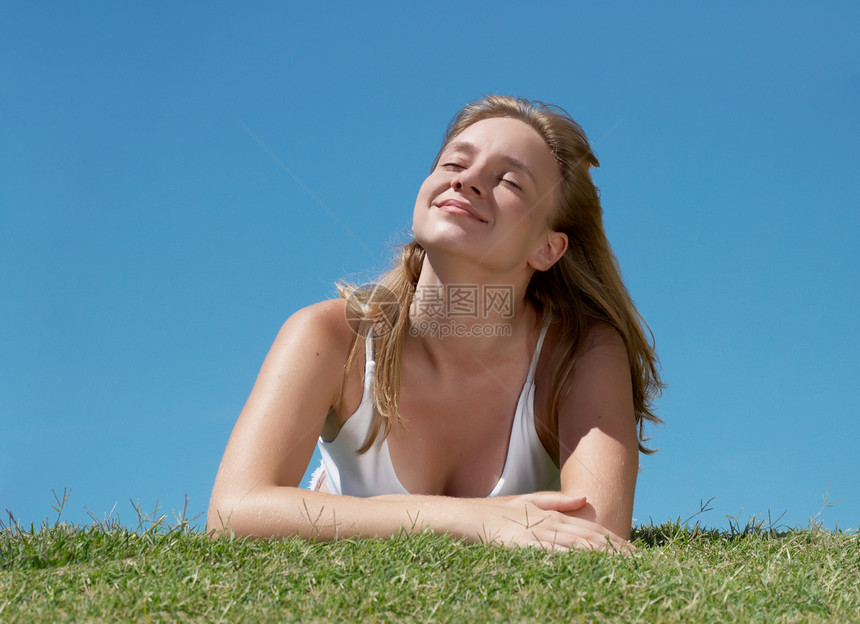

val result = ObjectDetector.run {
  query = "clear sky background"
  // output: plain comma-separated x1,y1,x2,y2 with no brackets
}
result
2,2,858,532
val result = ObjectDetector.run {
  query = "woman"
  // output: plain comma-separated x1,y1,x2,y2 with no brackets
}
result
207,96,662,552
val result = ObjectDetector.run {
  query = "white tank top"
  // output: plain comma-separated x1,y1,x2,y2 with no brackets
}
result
317,323,560,497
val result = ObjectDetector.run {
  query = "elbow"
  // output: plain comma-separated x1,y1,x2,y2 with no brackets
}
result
205,484,312,539
603,508,634,542
206,481,254,538
205,492,237,537
613,520,632,542
564,501,633,542
206,496,262,539
205,476,260,538
590,503,633,541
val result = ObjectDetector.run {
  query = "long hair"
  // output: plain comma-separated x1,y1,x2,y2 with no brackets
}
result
339,95,662,454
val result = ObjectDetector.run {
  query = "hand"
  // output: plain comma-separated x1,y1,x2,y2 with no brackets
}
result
472,493,634,554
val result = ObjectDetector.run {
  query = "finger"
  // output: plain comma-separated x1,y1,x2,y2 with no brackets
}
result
543,525,632,555
524,531,571,552
582,535,634,556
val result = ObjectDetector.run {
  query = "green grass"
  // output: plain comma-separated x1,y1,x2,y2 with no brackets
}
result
2,498,858,622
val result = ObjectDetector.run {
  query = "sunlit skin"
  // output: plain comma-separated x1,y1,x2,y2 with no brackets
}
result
412,117,565,278
207,116,638,553
407,117,568,366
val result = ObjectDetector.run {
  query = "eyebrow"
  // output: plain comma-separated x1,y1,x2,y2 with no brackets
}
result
445,140,537,184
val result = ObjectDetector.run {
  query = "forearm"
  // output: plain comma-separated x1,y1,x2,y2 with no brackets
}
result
206,486,628,552
207,486,477,541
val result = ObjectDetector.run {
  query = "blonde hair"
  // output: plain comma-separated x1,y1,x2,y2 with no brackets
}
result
339,95,662,454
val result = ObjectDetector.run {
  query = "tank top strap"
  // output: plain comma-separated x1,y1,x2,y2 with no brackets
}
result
362,331,376,399
525,318,552,383
364,330,374,363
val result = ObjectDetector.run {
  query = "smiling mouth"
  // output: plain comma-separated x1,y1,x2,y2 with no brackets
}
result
435,201,487,223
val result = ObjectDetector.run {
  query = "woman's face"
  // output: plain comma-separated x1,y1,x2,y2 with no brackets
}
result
412,117,563,275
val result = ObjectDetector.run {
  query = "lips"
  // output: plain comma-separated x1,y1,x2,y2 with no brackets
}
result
435,199,488,223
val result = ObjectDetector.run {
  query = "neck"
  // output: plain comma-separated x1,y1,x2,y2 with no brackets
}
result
406,254,540,369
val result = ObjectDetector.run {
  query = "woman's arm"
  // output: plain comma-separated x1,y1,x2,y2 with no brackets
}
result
206,299,353,534
206,302,629,551
554,324,641,541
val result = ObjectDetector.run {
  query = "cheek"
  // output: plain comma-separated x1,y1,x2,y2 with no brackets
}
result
413,179,428,210
416,175,433,201
505,195,558,247
412,176,436,228
413,173,446,211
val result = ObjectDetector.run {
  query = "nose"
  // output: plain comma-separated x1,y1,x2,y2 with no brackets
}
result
452,168,483,197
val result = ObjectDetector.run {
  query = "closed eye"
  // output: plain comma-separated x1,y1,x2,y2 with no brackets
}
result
441,162,464,171
501,177,522,190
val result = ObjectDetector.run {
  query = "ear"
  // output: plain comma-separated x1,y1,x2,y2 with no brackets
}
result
528,230,568,272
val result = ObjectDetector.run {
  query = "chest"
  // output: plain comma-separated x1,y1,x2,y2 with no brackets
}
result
386,360,531,497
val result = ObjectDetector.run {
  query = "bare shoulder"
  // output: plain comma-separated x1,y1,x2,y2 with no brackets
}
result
539,319,626,373
286,297,349,330
565,322,631,402
579,322,627,360
534,319,630,455
276,298,355,358
254,298,359,400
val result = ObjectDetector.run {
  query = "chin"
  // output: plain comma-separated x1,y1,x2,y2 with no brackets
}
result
414,229,468,253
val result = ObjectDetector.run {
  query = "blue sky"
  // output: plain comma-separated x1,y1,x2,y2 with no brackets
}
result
2,2,858,532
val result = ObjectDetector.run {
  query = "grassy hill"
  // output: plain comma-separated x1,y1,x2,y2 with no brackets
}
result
2,502,858,622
